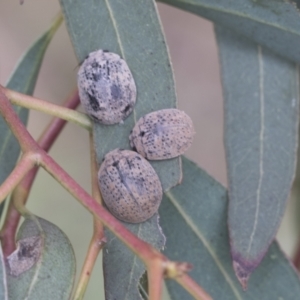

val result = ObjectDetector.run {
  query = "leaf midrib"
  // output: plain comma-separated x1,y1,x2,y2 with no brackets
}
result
246,45,265,256
124,224,142,300
103,0,137,123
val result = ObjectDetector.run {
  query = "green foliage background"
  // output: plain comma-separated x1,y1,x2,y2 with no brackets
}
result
1,1,299,299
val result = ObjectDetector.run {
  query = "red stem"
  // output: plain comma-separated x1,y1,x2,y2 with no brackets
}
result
0,86,212,300
1,90,80,257
41,152,159,261
175,274,213,300
22,90,80,191
0,85,158,260
147,259,164,300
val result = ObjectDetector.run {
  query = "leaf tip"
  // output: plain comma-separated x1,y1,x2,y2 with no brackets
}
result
231,247,268,290
232,259,250,290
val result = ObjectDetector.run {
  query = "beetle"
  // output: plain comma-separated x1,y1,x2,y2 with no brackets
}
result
129,108,195,160
98,149,163,223
77,50,136,125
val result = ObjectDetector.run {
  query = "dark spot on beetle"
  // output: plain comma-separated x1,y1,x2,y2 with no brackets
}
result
111,84,122,100
126,158,132,169
123,104,131,114
112,161,119,167
92,72,101,81
139,131,145,137
92,61,99,68
87,93,100,111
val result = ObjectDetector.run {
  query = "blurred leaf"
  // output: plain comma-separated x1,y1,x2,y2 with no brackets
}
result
0,245,8,300
59,0,181,191
103,214,165,300
159,0,300,64
160,157,300,299
293,0,300,9
0,15,62,216
215,26,299,287
6,14,62,94
6,217,76,300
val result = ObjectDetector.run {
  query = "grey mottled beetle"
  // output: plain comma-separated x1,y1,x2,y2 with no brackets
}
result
77,50,136,125
98,149,162,223
129,108,195,160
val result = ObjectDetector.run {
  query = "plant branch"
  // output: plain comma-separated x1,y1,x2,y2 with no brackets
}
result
147,259,164,300
164,261,211,300
0,87,211,300
175,274,212,300
73,132,106,300
4,87,92,131
0,90,80,257
0,153,36,204
0,86,39,153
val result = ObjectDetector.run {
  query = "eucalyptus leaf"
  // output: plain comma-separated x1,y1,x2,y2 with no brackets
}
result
60,1,179,298
159,0,300,64
0,16,62,216
103,214,165,300
6,217,76,300
215,26,299,287
59,0,181,191
0,245,8,300
161,157,300,299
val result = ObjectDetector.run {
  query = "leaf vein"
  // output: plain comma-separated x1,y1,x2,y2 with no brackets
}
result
165,191,242,300
246,45,265,256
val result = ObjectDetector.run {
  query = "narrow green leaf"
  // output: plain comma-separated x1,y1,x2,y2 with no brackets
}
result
0,15,62,216
103,214,165,300
0,245,8,300
60,1,179,298
160,157,300,299
159,0,300,64
6,217,76,300
59,0,181,191
215,27,299,287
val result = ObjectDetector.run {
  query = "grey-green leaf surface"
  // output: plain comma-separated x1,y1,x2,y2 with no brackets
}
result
160,157,300,300
215,27,299,287
59,0,181,191
0,244,8,300
103,214,165,300
159,0,300,64
7,217,76,300
0,17,62,216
